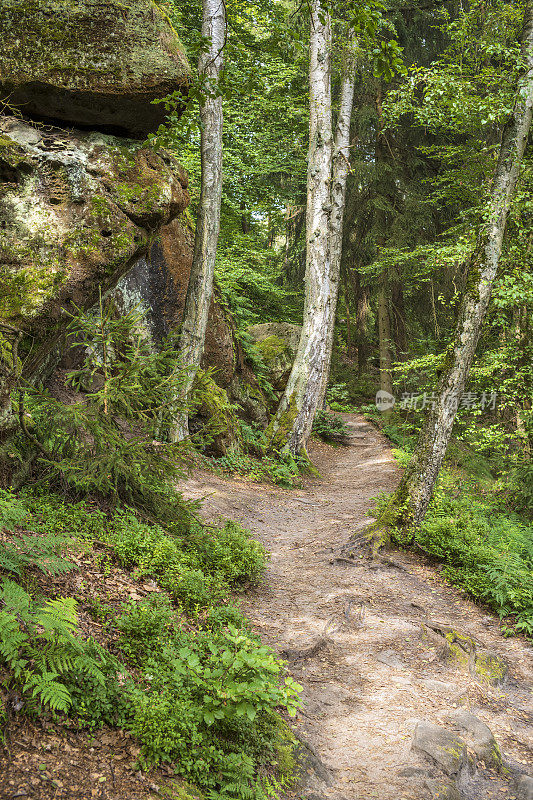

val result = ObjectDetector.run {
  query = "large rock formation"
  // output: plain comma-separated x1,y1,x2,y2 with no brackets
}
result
0,0,191,432
0,117,189,369
0,0,267,440
0,0,189,136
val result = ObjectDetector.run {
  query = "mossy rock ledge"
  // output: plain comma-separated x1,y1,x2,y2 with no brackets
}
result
247,322,301,391
0,0,190,137
0,115,189,362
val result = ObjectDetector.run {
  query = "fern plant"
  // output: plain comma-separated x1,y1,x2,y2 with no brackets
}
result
0,579,115,713
0,487,75,577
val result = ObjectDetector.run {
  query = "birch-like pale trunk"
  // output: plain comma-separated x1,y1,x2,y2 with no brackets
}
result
170,0,225,442
267,0,333,456
388,6,533,531
318,45,357,409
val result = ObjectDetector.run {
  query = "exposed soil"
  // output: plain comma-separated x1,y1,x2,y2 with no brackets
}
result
181,414,533,800
1,414,531,800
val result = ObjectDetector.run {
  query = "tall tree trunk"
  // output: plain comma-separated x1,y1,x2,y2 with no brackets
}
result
355,274,370,375
170,0,225,442
266,0,333,456
391,276,407,360
385,6,533,532
317,42,357,410
378,276,393,396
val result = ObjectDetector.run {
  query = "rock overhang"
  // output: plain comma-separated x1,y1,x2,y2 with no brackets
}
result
0,0,191,137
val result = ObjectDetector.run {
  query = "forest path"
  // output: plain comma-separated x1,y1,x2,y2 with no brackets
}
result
181,414,533,800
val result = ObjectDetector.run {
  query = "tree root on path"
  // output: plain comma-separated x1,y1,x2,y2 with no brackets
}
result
281,636,329,662
292,729,335,787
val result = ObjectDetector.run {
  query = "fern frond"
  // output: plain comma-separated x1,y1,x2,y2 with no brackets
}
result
73,653,106,686
0,610,27,663
0,579,31,619
38,597,78,633
32,646,75,676
24,672,72,713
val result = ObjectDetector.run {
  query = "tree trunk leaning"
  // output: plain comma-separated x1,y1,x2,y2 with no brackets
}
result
383,5,533,534
266,0,333,456
170,0,225,442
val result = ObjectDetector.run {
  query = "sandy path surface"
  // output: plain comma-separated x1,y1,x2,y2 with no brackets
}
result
181,414,533,800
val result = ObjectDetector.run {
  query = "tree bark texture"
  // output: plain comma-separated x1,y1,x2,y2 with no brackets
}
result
269,10,356,454
267,0,333,455
170,0,225,442
391,5,533,528
318,45,357,409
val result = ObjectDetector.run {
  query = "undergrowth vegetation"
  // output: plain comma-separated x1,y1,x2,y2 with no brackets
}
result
368,409,533,638
0,300,303,799
0,487,301,799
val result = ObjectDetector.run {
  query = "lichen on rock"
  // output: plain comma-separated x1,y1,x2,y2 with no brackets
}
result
0,115,189,358
0,0,190,136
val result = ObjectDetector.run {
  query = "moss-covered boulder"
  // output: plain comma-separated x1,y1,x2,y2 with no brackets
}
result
247,322,301,391
0,116,188,381
0,0,190,137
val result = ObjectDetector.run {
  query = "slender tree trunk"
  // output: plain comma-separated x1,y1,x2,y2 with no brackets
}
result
355,274,370,375
318,43,357,409
386,6,533,532
391,276,407,359
344,270,353,357
170,0,225,442
266,0,333,456
378,276,393,396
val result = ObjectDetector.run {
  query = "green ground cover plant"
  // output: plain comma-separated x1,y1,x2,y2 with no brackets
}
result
0,485,302,799
370,411,533,637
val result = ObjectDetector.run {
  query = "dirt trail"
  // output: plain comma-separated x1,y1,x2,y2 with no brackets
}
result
181,414,533,800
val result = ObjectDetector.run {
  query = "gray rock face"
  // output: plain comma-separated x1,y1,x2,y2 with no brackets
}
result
515,774,533,800
0,0,190,137
447,710,502,770
0,116,189,430
424,779,463,800
0,117,188,331
376,649,408,669
412,721,468,777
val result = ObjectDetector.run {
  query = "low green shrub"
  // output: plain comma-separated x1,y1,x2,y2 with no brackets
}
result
184,520,267,585
215,449,302,488
312,411,350,443
105,511,267,611
415,490,533,635
117,598,301,797
0,489,300,798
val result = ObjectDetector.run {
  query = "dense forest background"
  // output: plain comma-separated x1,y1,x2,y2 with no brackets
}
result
0,0,531,798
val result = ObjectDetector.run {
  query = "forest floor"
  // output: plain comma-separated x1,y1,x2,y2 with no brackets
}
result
181,413,533,800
